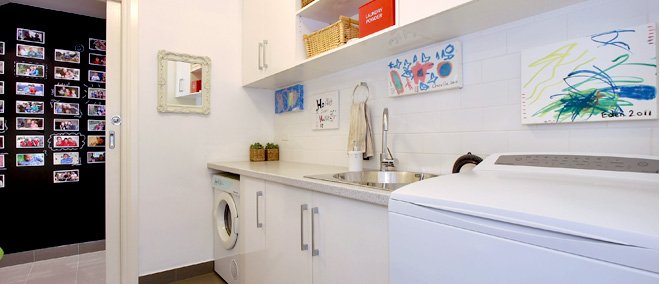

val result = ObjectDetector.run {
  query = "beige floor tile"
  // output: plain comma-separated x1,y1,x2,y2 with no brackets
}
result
26,255,78,284
0,262,32,284
171,273,226,284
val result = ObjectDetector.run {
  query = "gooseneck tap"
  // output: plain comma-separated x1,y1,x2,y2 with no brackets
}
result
380,108,396,171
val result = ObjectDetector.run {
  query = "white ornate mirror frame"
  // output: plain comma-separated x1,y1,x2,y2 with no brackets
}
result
157,50,211,114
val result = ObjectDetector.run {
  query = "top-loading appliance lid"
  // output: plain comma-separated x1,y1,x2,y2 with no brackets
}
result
389,153,659,272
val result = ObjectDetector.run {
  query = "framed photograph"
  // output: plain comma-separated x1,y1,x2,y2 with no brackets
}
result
0,155,4,168
54,135,79,148
54,85,80,98
88,135,105,148
0,41,4,55
16,153,45,167
89,53,106,66
0,136,4,149
88,104,105,116
16,117,44,130
54,119,80,131
88,87,106,100
88,70,106,83
16,100,45,114
16,63,45,78
0,175,4,188
16,135,44,148
54,67,80,81
53,102,80,116
17,28,45,44
0,117,5,131
0,100,3,113
89,38,106,51
16,44,45,60
88,120,105,131
0,81,4,95
54,152,80,165
0,61,4,74
16,82,45,96
54,170,80,183
87,151,105,164
55,49,81,64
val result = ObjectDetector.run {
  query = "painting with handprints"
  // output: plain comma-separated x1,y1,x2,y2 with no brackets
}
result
521,23,657,124
275,84,304,114
387,40,463,97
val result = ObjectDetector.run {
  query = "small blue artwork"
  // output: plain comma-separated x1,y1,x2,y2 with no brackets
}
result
275,84,304,114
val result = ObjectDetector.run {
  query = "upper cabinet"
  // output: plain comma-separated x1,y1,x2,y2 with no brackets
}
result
242,0,587,89
242,0,297,85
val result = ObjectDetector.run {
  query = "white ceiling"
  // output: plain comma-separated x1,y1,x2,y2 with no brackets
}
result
0,0,106,19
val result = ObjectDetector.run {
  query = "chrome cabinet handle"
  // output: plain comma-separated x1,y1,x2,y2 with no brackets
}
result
300,204,309,251
258,42,263,70
109,130,116,149
256,191,263,228
262,40,268,69
311,207,319,256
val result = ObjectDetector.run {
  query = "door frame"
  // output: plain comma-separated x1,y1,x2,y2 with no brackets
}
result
106,0,139,283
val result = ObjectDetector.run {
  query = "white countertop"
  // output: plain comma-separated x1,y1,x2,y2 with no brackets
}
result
207,161,390,206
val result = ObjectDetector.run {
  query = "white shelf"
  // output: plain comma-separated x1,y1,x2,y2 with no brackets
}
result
297,0,363,23
246,0,586,89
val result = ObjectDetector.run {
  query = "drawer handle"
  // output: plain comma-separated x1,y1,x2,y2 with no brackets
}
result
256,191,263,228
300,204,309,251
311,207,319,256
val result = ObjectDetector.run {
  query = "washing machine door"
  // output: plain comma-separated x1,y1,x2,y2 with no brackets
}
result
214,191,238,250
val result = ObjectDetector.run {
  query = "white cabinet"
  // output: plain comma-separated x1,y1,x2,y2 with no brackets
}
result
254,180,389,284
398,0,472,26
238,176,267,284
242,0,297,85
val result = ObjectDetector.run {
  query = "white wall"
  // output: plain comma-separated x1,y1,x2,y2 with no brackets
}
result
274,0,659,174
137,0,273,275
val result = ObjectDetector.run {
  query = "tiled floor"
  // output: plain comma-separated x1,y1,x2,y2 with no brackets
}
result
171,273,226,284
0,251,105,284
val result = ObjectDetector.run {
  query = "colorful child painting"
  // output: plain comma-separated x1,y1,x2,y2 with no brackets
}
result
274,84,304,114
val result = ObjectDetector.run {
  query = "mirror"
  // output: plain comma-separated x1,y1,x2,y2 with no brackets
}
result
157,50,211,114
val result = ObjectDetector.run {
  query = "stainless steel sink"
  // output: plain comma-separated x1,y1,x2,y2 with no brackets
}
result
305,171,438,191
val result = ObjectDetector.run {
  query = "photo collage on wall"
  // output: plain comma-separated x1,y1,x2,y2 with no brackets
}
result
0,28,107,187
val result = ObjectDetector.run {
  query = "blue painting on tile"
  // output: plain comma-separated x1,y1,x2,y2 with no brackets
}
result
275,84,304,113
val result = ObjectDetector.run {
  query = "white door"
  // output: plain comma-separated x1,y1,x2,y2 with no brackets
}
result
264,182,313,284
239,176,268,284
312,193,389,284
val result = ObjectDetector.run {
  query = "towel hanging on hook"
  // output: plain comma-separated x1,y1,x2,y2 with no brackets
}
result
347,82,375,159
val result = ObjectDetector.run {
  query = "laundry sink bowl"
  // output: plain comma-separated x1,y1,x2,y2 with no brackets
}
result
305,171,438,191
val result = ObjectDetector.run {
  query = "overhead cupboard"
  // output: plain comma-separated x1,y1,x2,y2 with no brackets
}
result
239,176,388,284
241,0,587,89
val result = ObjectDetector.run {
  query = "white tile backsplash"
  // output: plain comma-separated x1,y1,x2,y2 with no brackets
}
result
273,0,659,174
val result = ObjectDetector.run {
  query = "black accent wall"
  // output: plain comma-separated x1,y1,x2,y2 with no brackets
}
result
0,3,106,253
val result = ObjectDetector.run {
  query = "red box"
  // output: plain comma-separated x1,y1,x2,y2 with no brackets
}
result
359,0,395,37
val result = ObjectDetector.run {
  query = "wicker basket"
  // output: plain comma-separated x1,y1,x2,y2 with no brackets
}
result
250,149,265,161
266,149,280,161
301,0,314,9
304,16,360,58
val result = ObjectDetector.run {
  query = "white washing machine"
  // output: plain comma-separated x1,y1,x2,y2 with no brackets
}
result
212,173,240,284
390,153,659,284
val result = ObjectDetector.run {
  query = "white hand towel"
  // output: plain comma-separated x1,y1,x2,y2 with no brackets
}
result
347,101,375,159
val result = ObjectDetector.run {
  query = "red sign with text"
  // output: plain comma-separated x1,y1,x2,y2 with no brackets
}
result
359,0,395,37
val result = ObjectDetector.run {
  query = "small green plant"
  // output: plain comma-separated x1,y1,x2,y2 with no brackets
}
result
250,142,264,149
265,143,279,149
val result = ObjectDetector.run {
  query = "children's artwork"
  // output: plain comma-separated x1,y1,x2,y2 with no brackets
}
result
387,40,463,96
312,91,339,130
275,84,304,113
521,24,657,124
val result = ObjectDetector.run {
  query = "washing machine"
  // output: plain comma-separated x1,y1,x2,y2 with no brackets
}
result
390,153,659,283
212,173,240,284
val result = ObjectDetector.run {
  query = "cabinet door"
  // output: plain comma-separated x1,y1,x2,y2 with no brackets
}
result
241,0,266,85
312,193,389,284
399,0,472,26
264,182,313,284
239,176,267,284
262,0,296,76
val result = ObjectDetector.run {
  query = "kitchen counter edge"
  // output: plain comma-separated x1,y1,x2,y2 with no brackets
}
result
207,161,390,206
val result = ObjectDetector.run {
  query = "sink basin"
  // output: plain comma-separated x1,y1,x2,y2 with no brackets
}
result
305,171,438,191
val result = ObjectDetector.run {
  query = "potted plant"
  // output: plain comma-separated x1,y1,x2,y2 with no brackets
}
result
265,143,279,161
249,142,265,161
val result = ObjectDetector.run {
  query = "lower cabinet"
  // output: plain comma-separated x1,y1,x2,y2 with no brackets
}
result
239,176,389,284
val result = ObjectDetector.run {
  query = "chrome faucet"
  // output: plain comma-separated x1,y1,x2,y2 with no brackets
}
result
380,108,396,171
